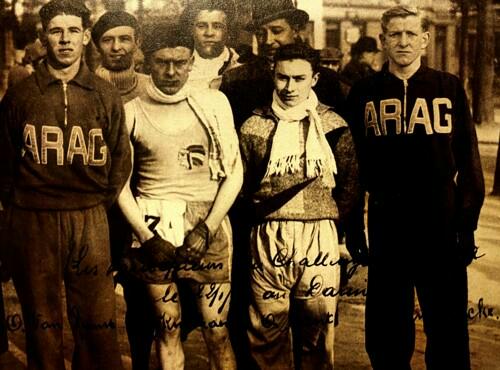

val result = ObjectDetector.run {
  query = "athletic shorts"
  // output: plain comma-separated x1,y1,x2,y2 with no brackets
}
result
122,199,232,284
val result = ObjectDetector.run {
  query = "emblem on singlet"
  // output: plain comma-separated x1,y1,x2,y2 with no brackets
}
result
178,144,206,169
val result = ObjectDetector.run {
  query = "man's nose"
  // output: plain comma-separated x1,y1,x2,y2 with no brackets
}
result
265,29,275,45
399,32,409,46
111,39,122,51
59,30,70,44
205,25,215,37
285,79,296,92
166,62,176,77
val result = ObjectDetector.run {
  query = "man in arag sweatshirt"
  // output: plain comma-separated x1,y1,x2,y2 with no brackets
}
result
0,1,130,369
346,6,485,369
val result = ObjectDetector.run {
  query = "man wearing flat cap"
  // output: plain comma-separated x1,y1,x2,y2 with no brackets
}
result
0,0,130,369
117,23,242,370
91,10,152,370
181,0,241,90
220,0,346,129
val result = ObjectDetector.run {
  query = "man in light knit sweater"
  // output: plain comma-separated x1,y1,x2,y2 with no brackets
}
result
91,10,152,370
239,43,361,369
180,0,240,90
0,0,130,369
117,24,242,370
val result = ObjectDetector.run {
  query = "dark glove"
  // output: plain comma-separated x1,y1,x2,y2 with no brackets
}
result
176,221,211,265
137,234,177,267
458,231,478,266
345,230,369,266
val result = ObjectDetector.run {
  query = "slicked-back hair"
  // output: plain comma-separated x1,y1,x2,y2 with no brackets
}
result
273,42,320,75
180,0,235,28
142,22,194,62
381,5,430,33
39,0,91,30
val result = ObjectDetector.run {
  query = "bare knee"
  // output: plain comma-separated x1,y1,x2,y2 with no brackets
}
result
203,326,230,349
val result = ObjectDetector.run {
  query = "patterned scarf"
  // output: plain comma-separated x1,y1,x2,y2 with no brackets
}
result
266,90,336,187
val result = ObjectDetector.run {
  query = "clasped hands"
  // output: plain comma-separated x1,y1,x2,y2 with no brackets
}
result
137,221,212,267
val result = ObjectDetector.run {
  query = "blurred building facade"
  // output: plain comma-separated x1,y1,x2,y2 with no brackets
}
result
297,0,461,74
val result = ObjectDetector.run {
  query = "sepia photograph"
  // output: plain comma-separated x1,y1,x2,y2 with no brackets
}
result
0,0,499,369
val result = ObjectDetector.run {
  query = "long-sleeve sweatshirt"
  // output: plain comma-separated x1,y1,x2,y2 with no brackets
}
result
346,64,484,231
0,62,131,210
239,103,361,223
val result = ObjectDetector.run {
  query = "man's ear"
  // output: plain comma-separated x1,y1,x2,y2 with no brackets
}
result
187,53,195,72
379,33,385,48
311,71,320,88
82,28,91,46
421,31,430,50
40,31,48,47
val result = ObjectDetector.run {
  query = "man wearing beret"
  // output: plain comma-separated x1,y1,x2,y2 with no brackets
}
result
0,0,129,369
91,10,153,370
181,0,240,90
92,10,148,103
220,0,346,129
117,23,242,369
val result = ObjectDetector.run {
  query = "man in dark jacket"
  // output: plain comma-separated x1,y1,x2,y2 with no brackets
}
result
0,1,130,369
341,36,379,90
346,6,484,370
220,0,346,129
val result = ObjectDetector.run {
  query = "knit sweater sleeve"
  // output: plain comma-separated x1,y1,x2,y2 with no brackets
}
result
104,88,132,208
453,78,485,231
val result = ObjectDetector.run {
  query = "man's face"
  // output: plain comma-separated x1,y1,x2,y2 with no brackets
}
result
43,14,90,69
98,25,137,71
274,58,318,108
380,15,429,70
192,9,228,59
150,47,193,95
255,18,298,59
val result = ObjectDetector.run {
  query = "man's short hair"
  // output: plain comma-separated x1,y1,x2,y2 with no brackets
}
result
381,6,430,33
39,0,91,30
91,11,140,46
274,42,320,74
181,0,235,27
142,23,194,59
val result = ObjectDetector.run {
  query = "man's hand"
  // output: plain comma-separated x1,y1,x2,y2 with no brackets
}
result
176,222,211,264
345,230,369,266
138,234,177,267
458,231,478,266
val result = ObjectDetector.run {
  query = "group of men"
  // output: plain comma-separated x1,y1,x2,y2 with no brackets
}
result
0,1,485,370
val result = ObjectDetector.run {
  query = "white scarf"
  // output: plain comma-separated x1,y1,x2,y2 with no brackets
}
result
145,76,225,181
146,75,191,104
266,90,336,187
188,47,230,89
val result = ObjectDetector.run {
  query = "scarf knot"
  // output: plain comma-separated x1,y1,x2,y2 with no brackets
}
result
265,90,336,187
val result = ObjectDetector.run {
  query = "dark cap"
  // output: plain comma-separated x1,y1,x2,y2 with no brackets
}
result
92,11,139,45
245,0,309,32
39,0,91,29
319,47,343,61
142,23,194,56
351,36,380,56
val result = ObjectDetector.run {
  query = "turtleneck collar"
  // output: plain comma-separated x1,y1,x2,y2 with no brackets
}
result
94,64,138,95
